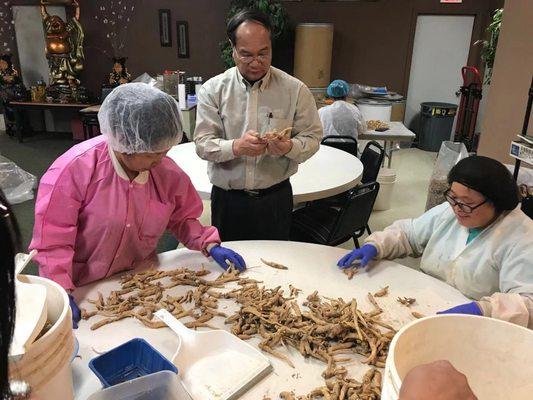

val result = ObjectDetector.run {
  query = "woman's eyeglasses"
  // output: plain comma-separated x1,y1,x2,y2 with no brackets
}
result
444,189,487,214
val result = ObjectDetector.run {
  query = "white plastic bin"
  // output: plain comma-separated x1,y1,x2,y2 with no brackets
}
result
87,371,191,400
356,98,392,122
9,275,74,400
382,315,533,400
373,168,396,210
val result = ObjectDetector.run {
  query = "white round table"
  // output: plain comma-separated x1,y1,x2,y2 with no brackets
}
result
167,143,364,203
72,241,467,400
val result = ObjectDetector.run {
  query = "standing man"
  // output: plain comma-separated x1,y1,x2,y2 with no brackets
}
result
194,9,323,241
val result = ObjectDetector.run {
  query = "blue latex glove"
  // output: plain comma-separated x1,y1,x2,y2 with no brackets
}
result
437,301,483,316
68,294,81,329
210,245,246,272
337,244,378,269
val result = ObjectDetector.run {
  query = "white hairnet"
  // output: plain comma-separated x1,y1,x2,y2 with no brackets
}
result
319,101,366,139
98,82,183,154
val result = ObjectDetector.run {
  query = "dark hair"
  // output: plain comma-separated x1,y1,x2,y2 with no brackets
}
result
0,190,21,398
448,155,520,212
0,53,14,71
112,57,128,68
226,9,272,46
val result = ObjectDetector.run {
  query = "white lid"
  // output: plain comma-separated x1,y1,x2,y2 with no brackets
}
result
377,168,397,183
356,98,392,106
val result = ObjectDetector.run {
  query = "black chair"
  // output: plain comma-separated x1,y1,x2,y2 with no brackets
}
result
180,134,190,144
290,182,380,248
360,141,385,184
80,111,100,140
312,140,385,207
321,136,358,157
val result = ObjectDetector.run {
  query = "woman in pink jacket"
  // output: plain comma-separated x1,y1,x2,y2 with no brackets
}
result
30,83,245,327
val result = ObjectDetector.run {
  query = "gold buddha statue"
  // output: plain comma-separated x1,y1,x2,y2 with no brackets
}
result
40,0,84,86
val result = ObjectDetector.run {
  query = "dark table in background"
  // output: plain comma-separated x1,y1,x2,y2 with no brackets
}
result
8,101,97,142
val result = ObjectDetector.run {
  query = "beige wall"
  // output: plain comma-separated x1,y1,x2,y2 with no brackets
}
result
478,0,533,163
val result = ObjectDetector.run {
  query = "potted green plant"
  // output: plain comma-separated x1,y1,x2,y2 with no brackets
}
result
475,8,503,84
220,0,290,69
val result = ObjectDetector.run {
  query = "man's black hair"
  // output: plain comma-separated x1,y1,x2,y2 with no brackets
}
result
227,9,272,46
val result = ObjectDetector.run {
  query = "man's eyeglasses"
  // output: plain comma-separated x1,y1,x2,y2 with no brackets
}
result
444,189,488,214
233,48,271,65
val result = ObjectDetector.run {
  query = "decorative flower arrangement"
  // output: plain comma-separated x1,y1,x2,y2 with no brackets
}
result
0,1,16,54
93,0,136,57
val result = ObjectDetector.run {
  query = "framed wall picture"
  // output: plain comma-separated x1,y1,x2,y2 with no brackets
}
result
177,21,190,58
159,9,172,47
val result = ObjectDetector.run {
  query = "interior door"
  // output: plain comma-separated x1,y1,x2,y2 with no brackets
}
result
405,15,475,136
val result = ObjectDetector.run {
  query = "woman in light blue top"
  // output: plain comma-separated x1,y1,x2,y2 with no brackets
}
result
339,156,533,328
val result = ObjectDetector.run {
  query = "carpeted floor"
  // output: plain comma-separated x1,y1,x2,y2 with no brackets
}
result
1,130,437,275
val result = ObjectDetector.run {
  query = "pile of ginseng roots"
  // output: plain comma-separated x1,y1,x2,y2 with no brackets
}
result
81,265,397,399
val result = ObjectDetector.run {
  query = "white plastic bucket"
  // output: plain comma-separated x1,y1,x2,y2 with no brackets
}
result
382,315,533,400
9,275,74,400
356,98,392,122
373,168,396,211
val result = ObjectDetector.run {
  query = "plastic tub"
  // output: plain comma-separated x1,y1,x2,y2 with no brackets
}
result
356,98,392,122
87,371,191,400
89,338,178,388
382,315,533,400
373,168,396,210
8,275,74,400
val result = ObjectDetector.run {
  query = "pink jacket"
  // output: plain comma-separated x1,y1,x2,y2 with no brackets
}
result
30,136,220,290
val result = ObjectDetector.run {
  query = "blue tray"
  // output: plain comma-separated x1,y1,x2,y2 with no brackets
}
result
89,338,178,388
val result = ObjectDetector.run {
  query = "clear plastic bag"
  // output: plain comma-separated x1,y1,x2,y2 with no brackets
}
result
132,72,158,87
0,155,37,204
425,141,468,210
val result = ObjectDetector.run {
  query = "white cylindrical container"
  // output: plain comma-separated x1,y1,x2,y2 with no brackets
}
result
178,84,187,110
294,23,334,88
9,275,74,400
382,315,533,400
373,168,396,211
356,98,392,122
194,83,202,97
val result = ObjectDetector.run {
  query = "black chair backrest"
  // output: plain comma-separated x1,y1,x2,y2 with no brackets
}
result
80,112,100,125
328,181,380,243
321,136,358,157
360,141,385,184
